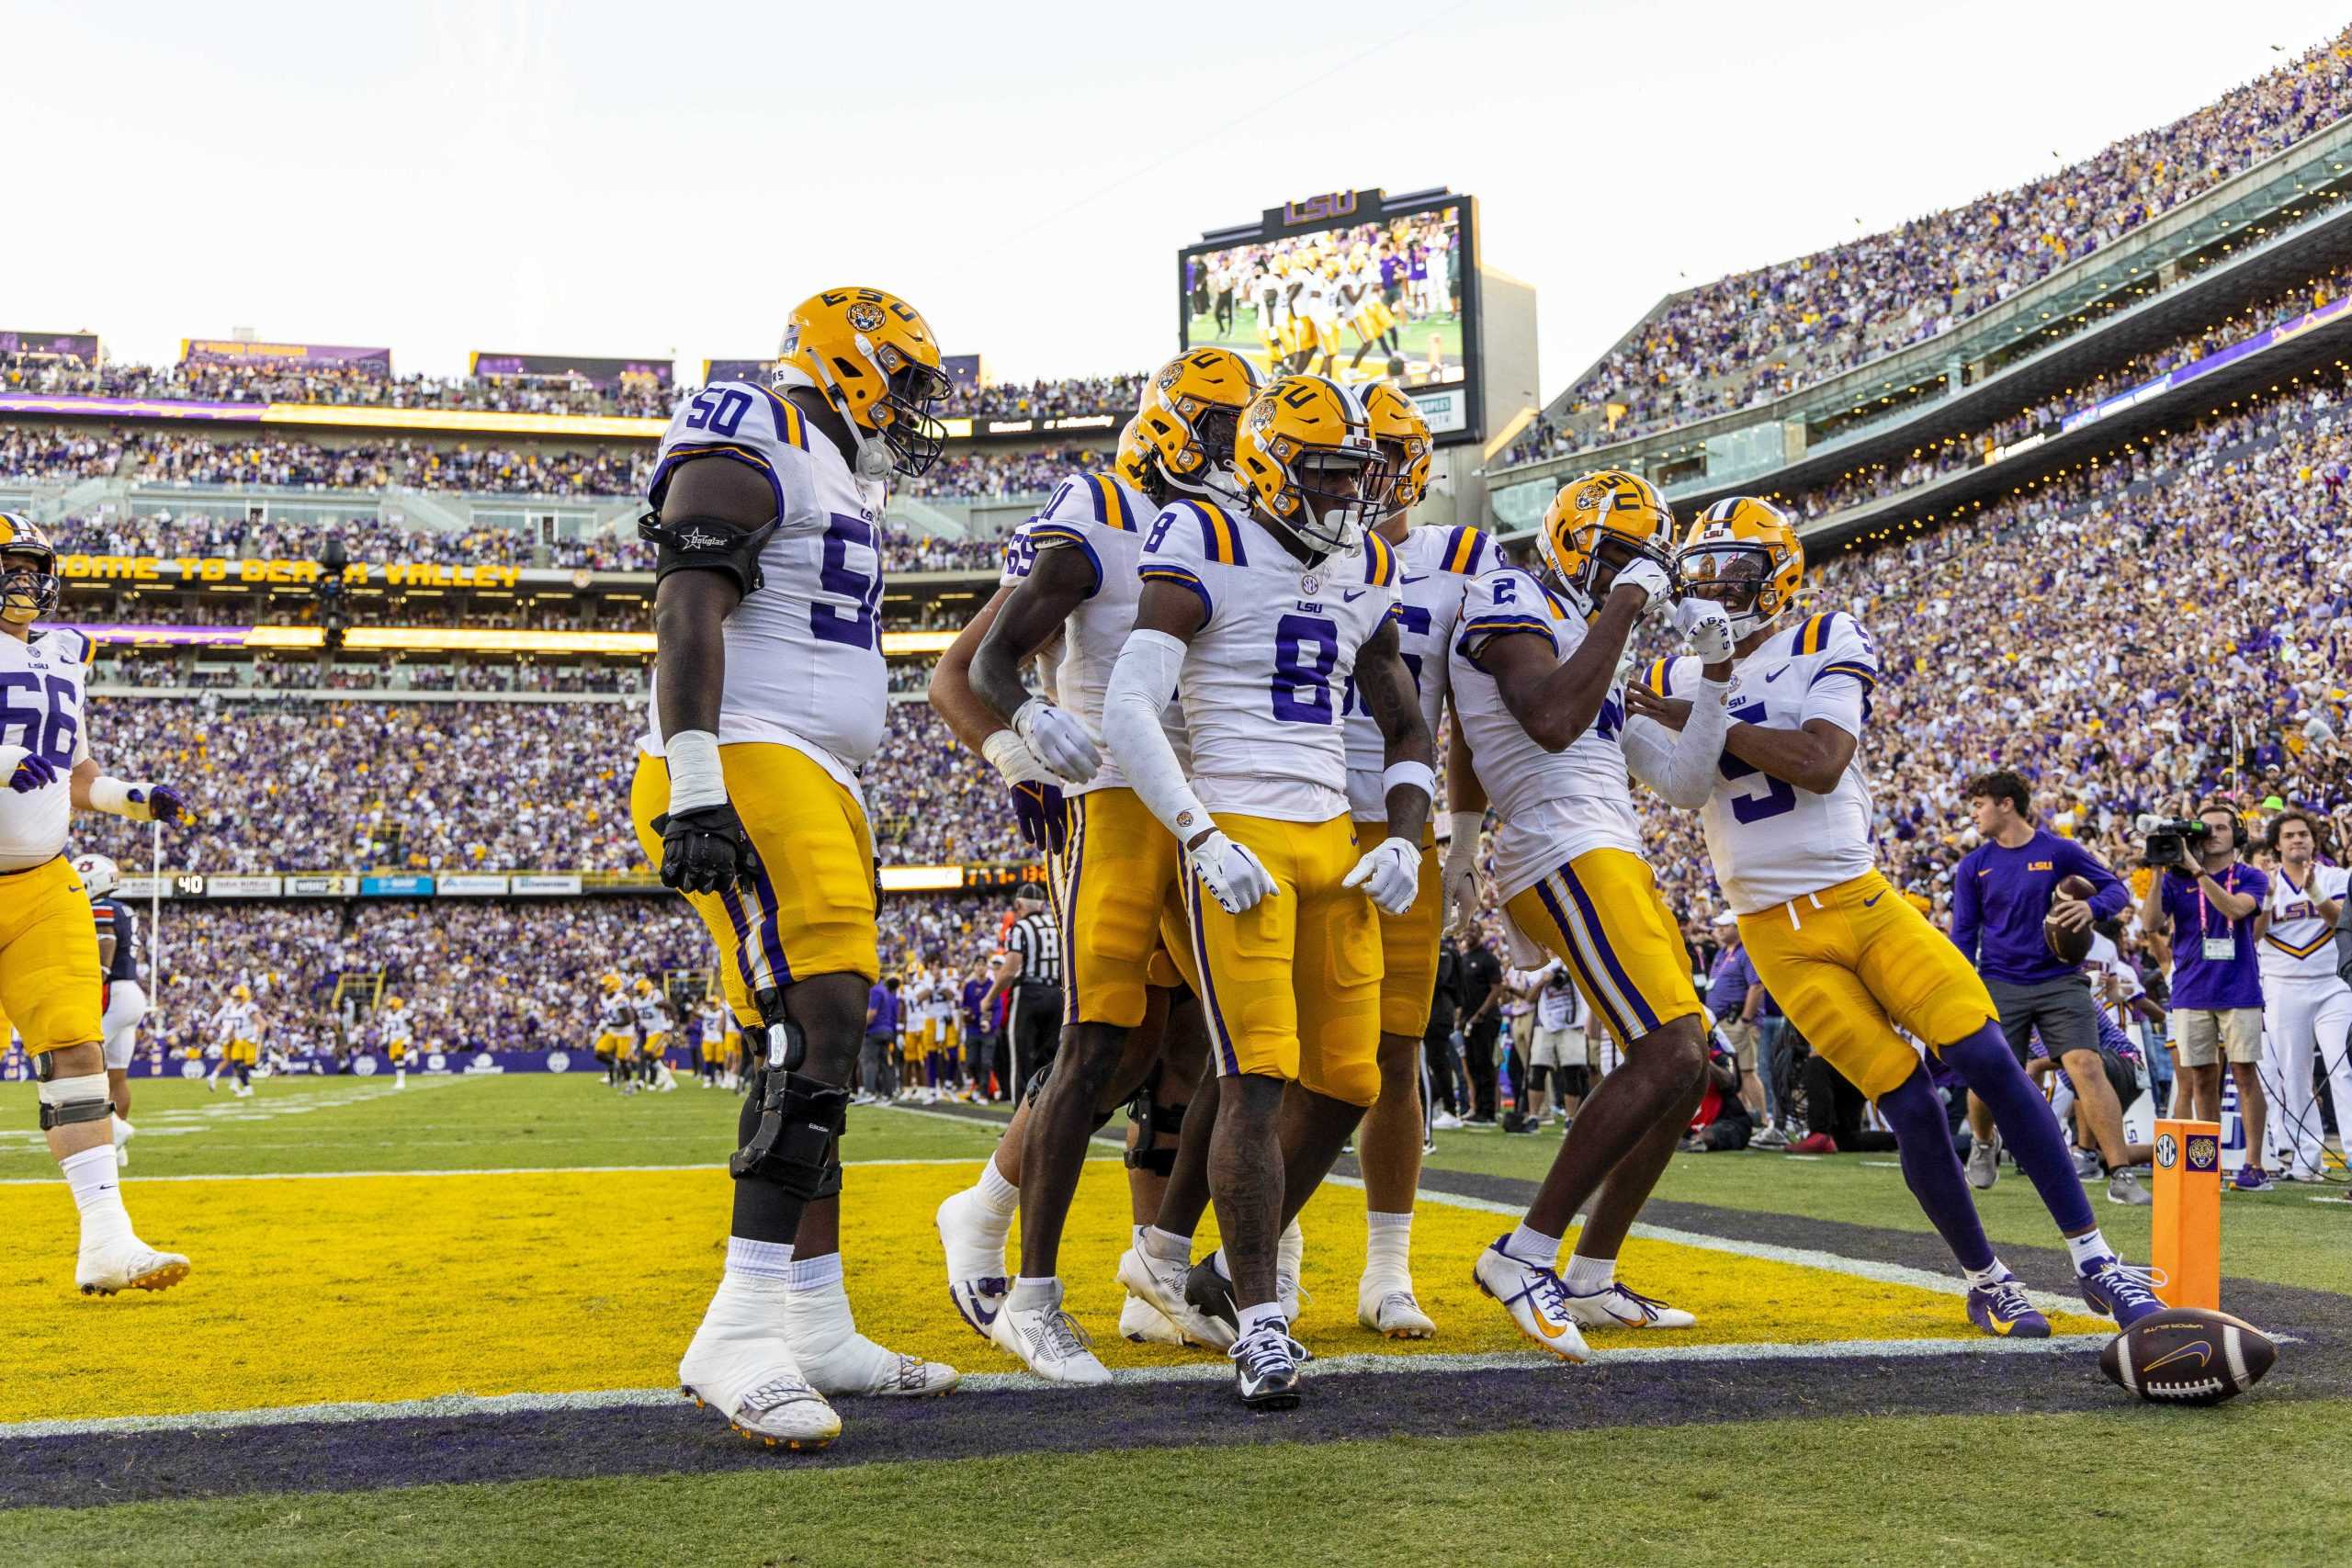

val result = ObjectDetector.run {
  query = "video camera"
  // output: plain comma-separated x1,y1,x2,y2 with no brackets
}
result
2136,814,2211,870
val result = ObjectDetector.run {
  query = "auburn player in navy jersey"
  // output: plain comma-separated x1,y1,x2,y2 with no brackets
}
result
634,288,959,1449
0,513,195,1294
74,853,146,1166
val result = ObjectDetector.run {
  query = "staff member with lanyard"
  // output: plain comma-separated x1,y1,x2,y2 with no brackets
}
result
988,883,1063,1104
2138,801,2270,1190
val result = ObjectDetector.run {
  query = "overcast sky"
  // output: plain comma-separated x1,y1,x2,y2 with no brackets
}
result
12,1,2346,404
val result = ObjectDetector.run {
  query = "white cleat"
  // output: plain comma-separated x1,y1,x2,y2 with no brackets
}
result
678,1278,841,1450
1276,1219,1306,1325
934,1185,1012,1341
1120,1291,1193,1346
1116,1243,1230,1349
1471,1237,1590,1363
76,1239,191,1297
1358,1276,1436,1339
998,1280,1112,1386
1560,1280,1696,1330
111,1116,134,1168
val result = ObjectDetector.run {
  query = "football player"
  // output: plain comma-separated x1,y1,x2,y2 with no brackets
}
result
696,993,729,1089
1333,382,1498,1337
1103,373,1434,1408
381,997,413,1089
593,972,632,1086
208,983,263,1099
74,852,146,1166
633,977,677,1093
633,288,958,1450
1446,471,1735,1360
928,361,1256,1382
1627,497,2165,1333
1,515,192,1294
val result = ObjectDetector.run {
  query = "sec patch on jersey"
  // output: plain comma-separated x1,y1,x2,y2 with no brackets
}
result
2100,1306,2277,1405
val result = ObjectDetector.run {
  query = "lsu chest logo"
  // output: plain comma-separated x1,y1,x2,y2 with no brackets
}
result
2028,861,2054,873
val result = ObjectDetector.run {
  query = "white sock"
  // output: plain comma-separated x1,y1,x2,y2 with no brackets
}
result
724,1235,795,1284
1277,1219,1304,1279
1506,1223,1560,1269
62,1145,132,1253
976,1156,1019,1217
786,1251,844,1293
1364,1211,1412,1278
1562,1253,1615,1295
1209,1247,1233,1282
111,1113,133,1145
2065,1230,2112,1272
1962,1258,2009,1290
1237,1301,1288,1339
1007,1275,1059,1311
1143,1224,1192,1263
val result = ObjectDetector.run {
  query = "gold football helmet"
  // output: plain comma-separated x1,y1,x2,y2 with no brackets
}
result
232,983,253,1001
0,512,62,625
1357,380,1432,516
386,997,404,1012
1536,469,1676,613
1677,497,1805,641
1136,347,1262,500
777,288,951,477
1112,414,1157,498
633,977,654,997
1232,374,1386,558
600,972,623,993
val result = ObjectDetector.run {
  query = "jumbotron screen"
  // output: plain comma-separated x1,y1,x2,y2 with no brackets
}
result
1178,188,1477,438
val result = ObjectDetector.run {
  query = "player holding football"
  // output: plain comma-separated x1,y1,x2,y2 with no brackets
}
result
1446,472,1733,1361
1626,496,2164,1333
928,367,1253,1382
633,288,960,1450
0,512,194,1295
1104,373,1434,1408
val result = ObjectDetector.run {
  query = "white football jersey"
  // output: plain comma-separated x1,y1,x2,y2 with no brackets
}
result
698,1003,727,1038
1449,569,1653,900
634,994,671,1034
1340,525,1499,821
1002,470,1192,795
641,381,888,803
2084,932,2146,1029
2261,863,2350,984
1138,498,1403,824
211,1000,259,1043
599,993,634,1032
1652,610,1880,915
0,626,96,872
382,1011,414,1044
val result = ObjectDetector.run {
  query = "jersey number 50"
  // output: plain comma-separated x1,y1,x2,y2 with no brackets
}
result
811,514,884,649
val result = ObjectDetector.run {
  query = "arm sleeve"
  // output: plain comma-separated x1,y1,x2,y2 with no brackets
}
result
2064,840,2131,920
1103,628,1212,841
1950,855,1982,962
1621,676,1731,809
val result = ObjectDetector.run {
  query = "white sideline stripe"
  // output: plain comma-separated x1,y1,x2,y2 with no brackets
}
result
0,1334,2112,1440
0,1156,1123,1188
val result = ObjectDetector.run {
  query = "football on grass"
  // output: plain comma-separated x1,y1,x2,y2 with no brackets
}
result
2045,874,2097,965
2100,1307,2277,1405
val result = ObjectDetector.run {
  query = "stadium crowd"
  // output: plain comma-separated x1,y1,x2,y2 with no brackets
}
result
1503,27,2352,464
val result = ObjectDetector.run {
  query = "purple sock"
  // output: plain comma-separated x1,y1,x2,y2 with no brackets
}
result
1940,1020,2097,1235
1876,1067,1996,1274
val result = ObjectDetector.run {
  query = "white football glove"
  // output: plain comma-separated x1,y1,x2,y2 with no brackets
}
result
1612,557,1673,616
1188,830,1279,916
1344,834,1423,918
980,727,1056,786
1672,595,1736,662
1012,697,1101,784
1441,812,1484,936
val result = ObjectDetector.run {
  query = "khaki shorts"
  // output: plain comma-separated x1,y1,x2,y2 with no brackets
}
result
1530,1024,1584,1070
1716,1017,1756,1070
2173,1008,2262,1067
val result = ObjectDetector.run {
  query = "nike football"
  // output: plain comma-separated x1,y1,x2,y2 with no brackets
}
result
2100,1306,2277,1405
2045,874,2097,966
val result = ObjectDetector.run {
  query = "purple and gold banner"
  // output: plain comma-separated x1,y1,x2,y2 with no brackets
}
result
2061,292,2352,435
65,622,312,649
469,352,673,388
182,339,391,370
0,392,268,422
0,331,100,361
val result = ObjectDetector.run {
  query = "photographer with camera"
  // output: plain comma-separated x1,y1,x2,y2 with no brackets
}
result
1951,773,2146,1205
2137,802,2272,1190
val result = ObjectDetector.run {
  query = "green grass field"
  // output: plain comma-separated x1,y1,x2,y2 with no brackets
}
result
2,1074,2345,1566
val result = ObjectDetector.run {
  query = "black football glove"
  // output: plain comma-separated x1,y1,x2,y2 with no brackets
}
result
1010,780,1069,857
651,804,762,895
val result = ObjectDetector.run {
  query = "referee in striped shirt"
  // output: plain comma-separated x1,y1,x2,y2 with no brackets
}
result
989,883,1062,1103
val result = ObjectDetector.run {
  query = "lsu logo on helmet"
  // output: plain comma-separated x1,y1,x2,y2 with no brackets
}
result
1231,374,1385,558
1536,469,1675,614
0,511,62,626
776,288,951,476
1356,380,1432,513
1136,348,1263,496
1677,496,1804,640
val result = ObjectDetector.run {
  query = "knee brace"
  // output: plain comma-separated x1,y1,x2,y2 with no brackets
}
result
37,1071,113,1134
1124,1064,1188,1177
730,1067,850,1200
